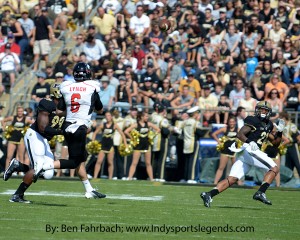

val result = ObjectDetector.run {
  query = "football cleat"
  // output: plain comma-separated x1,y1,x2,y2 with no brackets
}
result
253,191,272,205
85,190,106,199
3,158,19,181
200,192,213,208
9,194,31,204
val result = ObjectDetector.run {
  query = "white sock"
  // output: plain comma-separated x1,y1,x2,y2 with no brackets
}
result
82,179,94,192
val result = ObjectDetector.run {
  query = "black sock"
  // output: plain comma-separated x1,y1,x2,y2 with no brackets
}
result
258,182,270,193
17,163,30,173
15,182,30,195
210,188,220,198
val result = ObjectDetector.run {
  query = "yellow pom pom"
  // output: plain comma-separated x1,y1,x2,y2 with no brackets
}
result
86,140,102,155
148,130,157,145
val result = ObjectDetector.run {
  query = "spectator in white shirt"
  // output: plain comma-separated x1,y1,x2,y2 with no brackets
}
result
0,43,20,93
83,34,107,66
129,5,150,35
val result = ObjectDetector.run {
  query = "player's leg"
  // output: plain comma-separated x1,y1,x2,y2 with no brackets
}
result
93,151,105,179
76,162,106,199
200,154,250,208
248,150,278,205
214,154,229,184
128,151,141,180
274,155,281,187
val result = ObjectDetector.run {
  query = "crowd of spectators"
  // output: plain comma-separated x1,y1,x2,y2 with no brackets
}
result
0,0,299,124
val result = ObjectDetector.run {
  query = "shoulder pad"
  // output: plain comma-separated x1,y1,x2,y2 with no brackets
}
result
85,80,100,92
244,116,259,130
38,99,56,113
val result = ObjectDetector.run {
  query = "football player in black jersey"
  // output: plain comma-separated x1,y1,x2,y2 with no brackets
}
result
4,97,63,203
200,101,286,207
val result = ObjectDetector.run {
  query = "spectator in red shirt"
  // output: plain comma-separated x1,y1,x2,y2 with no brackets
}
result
132,44,145,73
0,33,20,56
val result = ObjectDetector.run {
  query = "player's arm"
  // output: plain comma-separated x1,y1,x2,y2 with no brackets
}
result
237,125,252,143
37,111,50,133
94,91,103,113
56,97,66,116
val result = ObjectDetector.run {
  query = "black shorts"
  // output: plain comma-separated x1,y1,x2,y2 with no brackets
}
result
63,123,88,165
220,140,235,157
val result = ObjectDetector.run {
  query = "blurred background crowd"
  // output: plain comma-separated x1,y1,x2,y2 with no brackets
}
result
0,0,299,187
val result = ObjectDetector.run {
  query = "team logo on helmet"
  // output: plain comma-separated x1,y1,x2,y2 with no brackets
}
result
50,83,62,98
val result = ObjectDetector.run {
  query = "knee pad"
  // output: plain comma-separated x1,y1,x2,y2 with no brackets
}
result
43,169,54,179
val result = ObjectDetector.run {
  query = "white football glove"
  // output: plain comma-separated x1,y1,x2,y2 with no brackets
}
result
249,141,259,151
274,119,286,132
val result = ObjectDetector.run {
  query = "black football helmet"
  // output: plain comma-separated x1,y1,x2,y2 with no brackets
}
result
255,101,272,120
73,62,92,81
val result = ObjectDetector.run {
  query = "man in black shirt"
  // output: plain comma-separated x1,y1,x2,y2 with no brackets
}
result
30,71,50,112
31,4,55,71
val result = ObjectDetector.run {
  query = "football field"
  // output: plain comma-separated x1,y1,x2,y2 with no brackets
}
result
0,179,299,240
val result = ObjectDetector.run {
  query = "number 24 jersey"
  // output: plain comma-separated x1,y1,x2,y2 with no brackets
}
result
244,115,274,148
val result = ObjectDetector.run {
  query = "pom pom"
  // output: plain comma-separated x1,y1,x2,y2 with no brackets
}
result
86,140,102,155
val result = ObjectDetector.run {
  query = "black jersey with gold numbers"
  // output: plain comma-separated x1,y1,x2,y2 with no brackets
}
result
244,115,273,148
30,98,64,140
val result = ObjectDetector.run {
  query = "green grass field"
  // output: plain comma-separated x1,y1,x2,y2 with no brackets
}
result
1,178,300,240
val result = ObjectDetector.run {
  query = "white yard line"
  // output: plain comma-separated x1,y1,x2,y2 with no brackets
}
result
0,190,163,201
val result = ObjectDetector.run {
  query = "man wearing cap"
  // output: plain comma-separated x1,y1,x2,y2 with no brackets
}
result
0,33,21,55
175,106,202,183
0,43,20,91
214,8,228,32
30,71,50,112
151,102,170,182
45,62,55,80
17,10,34,38
92,7,115,38
138,76,158,111
140,62,160,89
53,49,72,76
179,70,201,99
99,75,115,110
86,24,102,40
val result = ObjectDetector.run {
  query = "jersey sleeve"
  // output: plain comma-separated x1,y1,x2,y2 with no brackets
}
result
244,116,259,130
